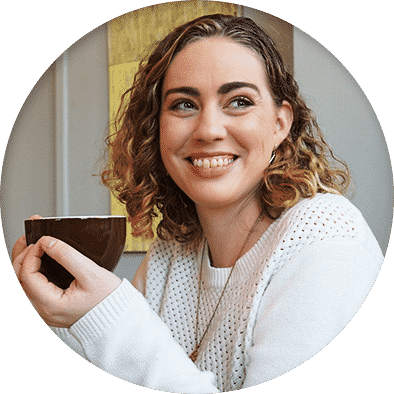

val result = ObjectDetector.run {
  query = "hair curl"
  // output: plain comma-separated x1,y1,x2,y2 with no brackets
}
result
101,13,350,245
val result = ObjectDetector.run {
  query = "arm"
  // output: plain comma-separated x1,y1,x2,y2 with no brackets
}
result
67,279,219,393
15,238,218,393
24,239,149,360
242,239,383,387
51,251,149,358
39,256,150,370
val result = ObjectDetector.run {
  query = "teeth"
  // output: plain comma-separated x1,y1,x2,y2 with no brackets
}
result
191,157,234,168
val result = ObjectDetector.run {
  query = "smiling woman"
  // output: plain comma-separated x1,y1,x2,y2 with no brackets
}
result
159,37,292,228
12,12,384,393
103,14,350,249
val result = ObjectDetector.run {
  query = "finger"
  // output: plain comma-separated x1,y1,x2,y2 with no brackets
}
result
12,235,27,262
12,215,43,261
19,243,63,298
29,214,43,220
19,245,66,325
12,244,34,279
38,236,103,286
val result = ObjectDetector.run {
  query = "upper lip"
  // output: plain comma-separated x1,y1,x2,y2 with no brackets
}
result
186,152,238,160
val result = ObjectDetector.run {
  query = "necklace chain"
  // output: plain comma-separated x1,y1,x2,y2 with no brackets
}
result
189,212,264,362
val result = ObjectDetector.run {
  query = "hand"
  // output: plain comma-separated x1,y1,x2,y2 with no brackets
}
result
11,214,42,272
12,235,122,328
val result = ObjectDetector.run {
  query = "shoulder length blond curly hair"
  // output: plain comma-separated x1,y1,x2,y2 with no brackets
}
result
101,13,350,245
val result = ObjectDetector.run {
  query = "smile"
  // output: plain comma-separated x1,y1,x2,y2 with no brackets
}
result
189,156,237,168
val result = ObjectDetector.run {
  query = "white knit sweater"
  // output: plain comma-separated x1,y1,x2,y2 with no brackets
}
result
52,193,383,393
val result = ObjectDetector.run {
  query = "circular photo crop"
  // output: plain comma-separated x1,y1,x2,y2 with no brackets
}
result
1,1,392,394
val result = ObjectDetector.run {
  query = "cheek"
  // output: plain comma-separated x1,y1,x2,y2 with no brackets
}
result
159,120,183,175
159,131,173,173
232,116,271,152
245,112,278,148
160,115,190,155
159,116,174,153
159,142,169,164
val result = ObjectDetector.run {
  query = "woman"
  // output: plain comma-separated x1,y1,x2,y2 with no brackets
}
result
12,14,383,392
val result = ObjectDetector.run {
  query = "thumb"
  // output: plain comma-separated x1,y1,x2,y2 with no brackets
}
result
39,236,104,287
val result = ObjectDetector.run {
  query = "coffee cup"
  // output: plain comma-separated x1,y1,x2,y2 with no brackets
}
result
24,215,126,289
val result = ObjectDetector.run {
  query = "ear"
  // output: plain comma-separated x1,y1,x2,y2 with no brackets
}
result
275,100,293,145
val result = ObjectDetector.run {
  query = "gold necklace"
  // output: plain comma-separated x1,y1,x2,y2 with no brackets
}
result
189,212,264,362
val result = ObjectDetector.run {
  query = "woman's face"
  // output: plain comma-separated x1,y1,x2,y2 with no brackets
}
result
160,37,293,212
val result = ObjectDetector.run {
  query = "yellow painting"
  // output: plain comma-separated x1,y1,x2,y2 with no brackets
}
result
108,1,239,251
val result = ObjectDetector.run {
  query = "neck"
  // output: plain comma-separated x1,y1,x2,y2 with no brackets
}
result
196,200,272,268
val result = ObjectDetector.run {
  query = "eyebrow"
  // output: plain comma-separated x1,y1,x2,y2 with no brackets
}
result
217,82,260,95
163,81,260,100
163,86,200,100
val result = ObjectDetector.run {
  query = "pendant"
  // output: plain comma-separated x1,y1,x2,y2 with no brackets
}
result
189,344,199,362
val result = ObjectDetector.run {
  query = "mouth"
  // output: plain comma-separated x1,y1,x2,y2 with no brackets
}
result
186,155,238,168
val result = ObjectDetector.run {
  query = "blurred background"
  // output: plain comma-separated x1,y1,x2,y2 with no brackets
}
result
1,1,392,283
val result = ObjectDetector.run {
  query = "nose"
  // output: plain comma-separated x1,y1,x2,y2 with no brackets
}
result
192,106,227,143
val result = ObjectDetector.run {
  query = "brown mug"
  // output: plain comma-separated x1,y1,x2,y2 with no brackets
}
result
24,215,126,289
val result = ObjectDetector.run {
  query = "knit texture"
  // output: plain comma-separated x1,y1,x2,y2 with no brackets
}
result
144,193,382,391
52,193,383,392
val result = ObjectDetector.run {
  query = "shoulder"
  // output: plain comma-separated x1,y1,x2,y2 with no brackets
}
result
145,236,197,266
275,193,382,255
286,192,360,220
284,193,368,237
258,194,383,318
141,237,202,311
144,236,201,284
132,237,187,296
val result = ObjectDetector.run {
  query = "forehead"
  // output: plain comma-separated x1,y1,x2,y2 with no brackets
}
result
163,37,268,89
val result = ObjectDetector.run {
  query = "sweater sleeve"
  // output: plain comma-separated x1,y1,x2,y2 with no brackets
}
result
242,238,383,387
50,253,150,359
67,279,219,393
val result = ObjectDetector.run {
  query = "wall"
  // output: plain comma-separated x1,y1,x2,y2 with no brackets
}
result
0,22,144,283
1,64,56,249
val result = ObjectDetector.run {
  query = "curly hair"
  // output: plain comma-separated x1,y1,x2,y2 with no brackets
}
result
101,13,350,245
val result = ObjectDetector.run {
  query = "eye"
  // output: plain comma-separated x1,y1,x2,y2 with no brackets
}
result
169,100,197,112
227,96,254,110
